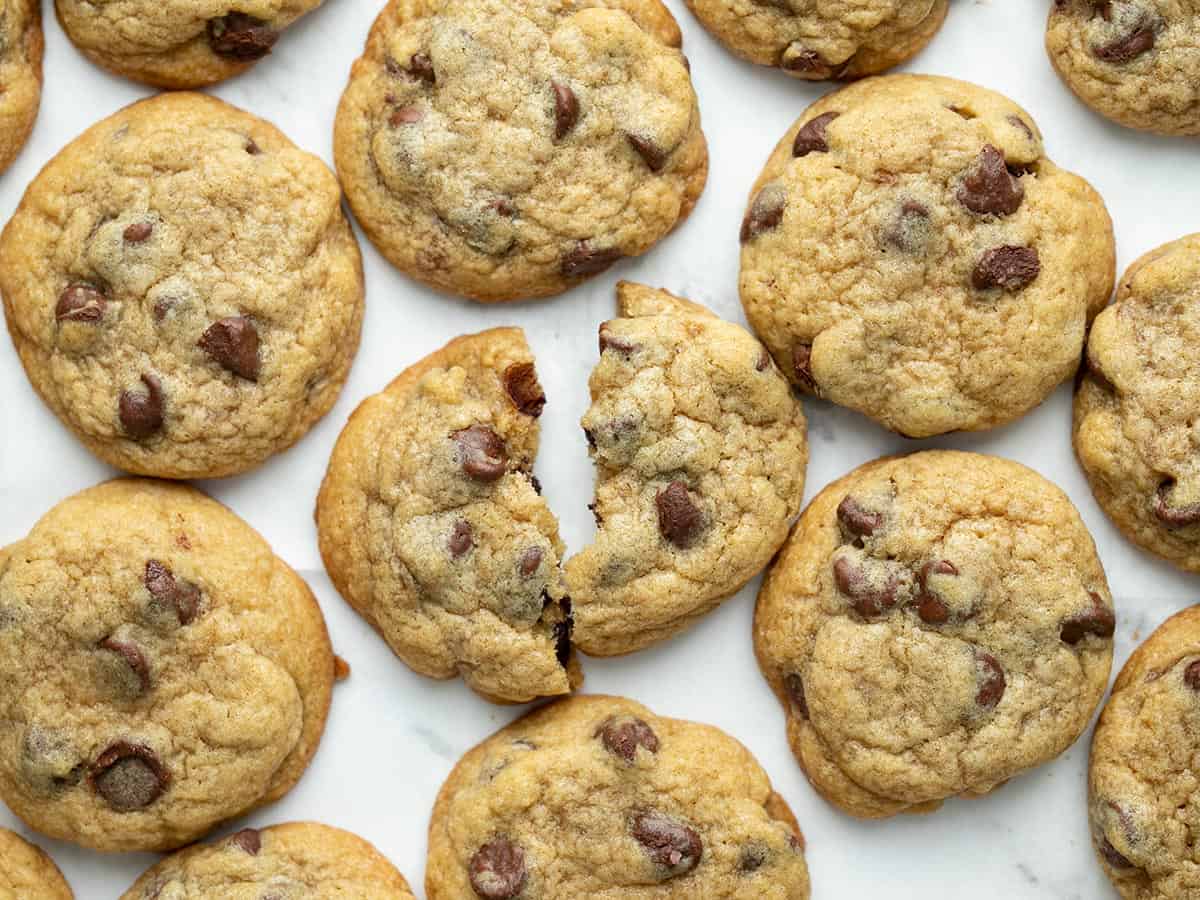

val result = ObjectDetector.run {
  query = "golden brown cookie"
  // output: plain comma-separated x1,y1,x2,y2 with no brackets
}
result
426,695,810,898
739,74,1115,438
566,282,808,656
0,479,335,852
317,328,579,704
0,0,43,174
0,93,364,479
0,827,73,900
756,451,1115,818
333,0,708,302
1075,234,1200,573
121,822,414,899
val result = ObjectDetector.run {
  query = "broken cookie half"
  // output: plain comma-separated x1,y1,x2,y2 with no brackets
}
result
567,282,809,656
316,328,578,704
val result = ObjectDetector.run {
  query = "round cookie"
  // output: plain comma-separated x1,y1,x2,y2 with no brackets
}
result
426,694,811,899
1089,606,1200,899
0,827,72,900
739,73,1115,438
0,92,364,480
755,450,1115,818
566,282,808,656
685,0,947,80
333,0,708,302
317,328,579,704
0,0,43,174
1075,234,1200,573
121,822,414,899
1047,1,1200,136
55,0,328,88
0,479,335,852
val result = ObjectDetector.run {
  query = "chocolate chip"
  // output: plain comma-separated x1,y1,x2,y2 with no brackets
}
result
1184,660,1200,691
1061,592,1116,644
199,316,260,381
916,560,957,624
880,200,931,253
784,673,809,719
833,556,898,617
739,845,769,873
656,481,703,547
553,599,573,666
89,742,169,811
552,81,579,140
119,374,165,439
207,13,278,60
518,547,542,577
449,520,474,558
958,145,1024,216
503,362,545,417
596,716,659,762
837,496,882,538
144,560,201,625
229,828,261,855
468,837,526,899
1094,14,1157,63
780,43,834,77
529,474,543,495
756,347,773,372
561,241,622,279
1008,115,1034,139
98,637,151,693
55,283,106,323
975,651,1006,707
631,811,703,876
1099,835,1134,869
740,185,786,243
598,323,638,356
245,138,262,155
408,52,436,84
123,222,154,243
972,246,1040,291
626,133,668,172
793,344,817,392
1099,801,1138,869
389,106,423,126
453,425,508,482
792,112,839,158
1153,479,1200,528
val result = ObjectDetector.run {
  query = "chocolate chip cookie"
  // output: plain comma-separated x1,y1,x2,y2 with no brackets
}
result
0,0,42,175
333,0,708,302
685,0,947,80
566,282,808,656
317,328,579,703
0,92,364,480
1075,235,1200,573
0,827,72,899
121,822,414,899
739,73,1116,438
55,0,328,88
0,479,335,852
426,694,810,898
1047,1,1200,136
755,450,1115,818
1089,606,1200,899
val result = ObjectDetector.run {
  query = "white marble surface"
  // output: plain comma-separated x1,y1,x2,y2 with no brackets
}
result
1,0,1198,896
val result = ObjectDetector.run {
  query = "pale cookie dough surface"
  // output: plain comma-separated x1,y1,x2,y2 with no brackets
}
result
0,92,364,480
426,695,810,899
1075,234,1200,574
739,73,1115,438
0,479,335,853
755,451,1115,819
333,0,708,302
1089,606,1200,900
121,822,414,899
0,0,43,174
0,827,73,900
566,282,807,656
317,328,579,704
685,0,947,80
1047,0,1200,136
55,0,327,88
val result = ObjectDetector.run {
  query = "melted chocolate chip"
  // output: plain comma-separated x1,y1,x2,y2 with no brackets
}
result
55,283,106,323
1184,660,1200,691
833,556,898,617
123,222,154,243
98,637,151,693
1094,14,1157,63
632,811,703,876
656,481,703,547
89,742,169,811
503,362,545,417
598,323,638,356
792,112,839,158
596,716,659,762
389,106,423,126
553,599,573,667
756,347,773,372
449,520,474,558
916,559,957,624
1061,592,1116,644
561,241,622,279
837,496,882,538
469,837,526,899
972,246,1040,291
784,673,809,719
552,81,579,140
1153,479,1200,528
739,844,769,873
229,828,261,855
144,560,201,625
975,651,1006,707
1099,835,1134,869
452,425,508,482
740,185,787,243
119,374,165,439
408,52,436,84
793,343,818,392
626,133,668,172
881,201,930,253
958,145,1025,216
518,547,542,577
207,13,278,60
199,316,260,381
